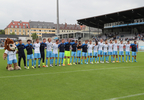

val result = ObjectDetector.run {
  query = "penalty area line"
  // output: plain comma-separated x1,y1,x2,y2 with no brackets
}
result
106,93,144,100
0,66,142,79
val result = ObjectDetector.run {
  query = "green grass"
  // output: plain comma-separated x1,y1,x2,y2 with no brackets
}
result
0,50,144,100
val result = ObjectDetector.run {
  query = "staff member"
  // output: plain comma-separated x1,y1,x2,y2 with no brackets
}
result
16,40,26,69
40,38,47,67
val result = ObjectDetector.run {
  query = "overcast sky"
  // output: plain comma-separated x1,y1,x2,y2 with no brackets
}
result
1,0,144,29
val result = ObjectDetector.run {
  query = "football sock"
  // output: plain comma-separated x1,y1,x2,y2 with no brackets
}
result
126,56,127,61
116,58,118,61
75,58,77,63
135,59,136,61
62,58,63,64
27,60,29,66
97,57,99,62
55,59,57,65
81,59,83,63
70,57,72,63
38,59,41,65
119,57,121,61
90,58,91,62
34,60,36,66
59,58,61,64
95,57,97,62
51,58,54,64
78,58,80,62
100,57,102,61
68,58,70,64
132,57,134,61
85,59,86,63
129,56,130,61
122,57,124,61
32,60,34,66
74,57,75,63
87,58,89,62
63,58,66,64
46,59,48,65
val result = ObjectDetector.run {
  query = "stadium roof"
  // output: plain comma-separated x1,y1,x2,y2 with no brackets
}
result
77,6,144,29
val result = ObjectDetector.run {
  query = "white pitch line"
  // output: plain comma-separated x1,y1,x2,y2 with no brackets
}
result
0,66,142,79
106,93,144,100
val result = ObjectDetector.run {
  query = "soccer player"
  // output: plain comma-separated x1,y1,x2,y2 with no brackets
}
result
98,39,104,63
103,40,109,63
16,39,26,68
93,41,98,63
125,41,131,62
25,39,34,69
70,40,78,65
119,40,124,62
58,39,65,66
52,40,59,66
113,40,119,63
63,39,71,66
40,38,47,67
33,39,41,68
131,41,138,62
87,40,94,64
81,40,88,64
46,38,53,67
77,41,82,64
108,40,114,62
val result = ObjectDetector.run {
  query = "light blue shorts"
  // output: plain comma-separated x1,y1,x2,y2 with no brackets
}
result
88,53,93,56
108,52,113,55
77,50,81,57
34,53,41,58
71,51,76,57
113,51,118,55
7,56,17,64
126,51,130,56
27,54,34,60
103,52,108,56
132,52,137,56
82,52,87,57
59,52,64,58
119,51,124,55
93,52,98,57
46,51,53,58
53,53,58,58
98,50,103,55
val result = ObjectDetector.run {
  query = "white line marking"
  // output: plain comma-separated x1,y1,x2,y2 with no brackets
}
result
0,66,142,79
106,93,144,100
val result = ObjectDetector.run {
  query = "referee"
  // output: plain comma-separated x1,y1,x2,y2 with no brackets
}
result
40,38,47,67
16,40,26,68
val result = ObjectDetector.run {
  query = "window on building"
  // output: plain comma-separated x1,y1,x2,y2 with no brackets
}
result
15,30,17,32
38,26,42,28
23,24,25,25
62,30,63,32
26,24,28,26
49,30,51,32
19,26,21,28
23,26,25,28
11,25,13,28
52,30,55,32
39,30,41,32
10,29,12,32
23,30,25,32
19,30,21,32
18,23,20,25
15,26,17,28
27,30,29,32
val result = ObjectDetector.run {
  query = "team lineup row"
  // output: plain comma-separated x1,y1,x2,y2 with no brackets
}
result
12,38,138,69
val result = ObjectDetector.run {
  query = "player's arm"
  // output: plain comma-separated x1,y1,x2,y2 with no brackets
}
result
3,50,8,60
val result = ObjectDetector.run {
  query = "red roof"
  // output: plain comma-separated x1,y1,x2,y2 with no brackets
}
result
6,21,30,29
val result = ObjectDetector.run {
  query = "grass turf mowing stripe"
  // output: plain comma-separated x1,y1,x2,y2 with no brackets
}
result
106,93,144,100
0,66,142,79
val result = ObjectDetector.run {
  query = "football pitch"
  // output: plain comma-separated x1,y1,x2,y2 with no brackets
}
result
0,50,144,100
